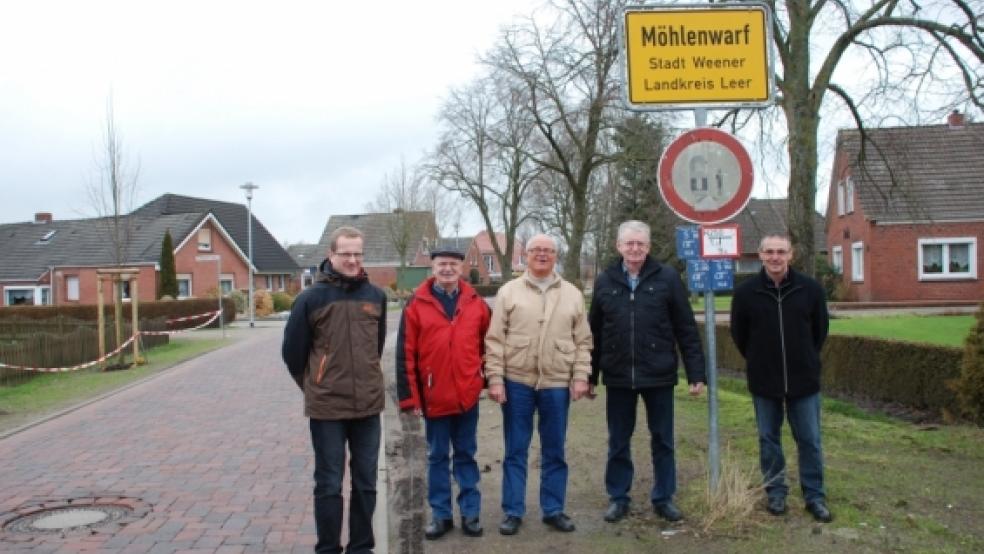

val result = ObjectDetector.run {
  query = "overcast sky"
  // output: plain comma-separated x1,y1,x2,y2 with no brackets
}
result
0,0,537,244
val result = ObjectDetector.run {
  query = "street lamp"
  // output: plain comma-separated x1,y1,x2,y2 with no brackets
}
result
240,182,259,328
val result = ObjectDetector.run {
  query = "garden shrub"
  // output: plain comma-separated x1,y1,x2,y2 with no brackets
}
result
254,290,274,317
271,291,294,312
472,284,502,297
469,267,480,285
952,303,984,424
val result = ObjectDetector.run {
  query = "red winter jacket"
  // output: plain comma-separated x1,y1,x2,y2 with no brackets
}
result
396,278,491,418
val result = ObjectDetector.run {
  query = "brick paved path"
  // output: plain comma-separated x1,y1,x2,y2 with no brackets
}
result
0,321,386,553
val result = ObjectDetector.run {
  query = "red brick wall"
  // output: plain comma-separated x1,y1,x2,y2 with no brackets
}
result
174,220,251,297
366,266,398,289
826,156,984,301
50,266,158,305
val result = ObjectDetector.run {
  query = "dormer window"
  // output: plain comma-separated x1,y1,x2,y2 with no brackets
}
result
37,230,57,244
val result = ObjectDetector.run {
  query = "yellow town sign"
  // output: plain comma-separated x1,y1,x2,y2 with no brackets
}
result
622,4,774,109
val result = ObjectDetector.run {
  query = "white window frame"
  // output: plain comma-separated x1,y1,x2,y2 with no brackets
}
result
836,181,846,216
265,275,272,290
4,286,48,306
831,246,843,274
66,276,80,301
197,228,212,251
845,177,855,214
177,274,192,299
918,237,977,281
220,274,234,296
851,241,864,282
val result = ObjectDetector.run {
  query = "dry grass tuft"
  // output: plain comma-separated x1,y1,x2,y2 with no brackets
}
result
697,446,765,534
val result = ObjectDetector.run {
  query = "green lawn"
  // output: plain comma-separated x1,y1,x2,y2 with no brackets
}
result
830,315,974,347
691,294,732,312
0,337,227,434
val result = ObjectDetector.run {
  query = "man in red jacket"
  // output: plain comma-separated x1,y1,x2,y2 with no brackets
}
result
396,247,491,540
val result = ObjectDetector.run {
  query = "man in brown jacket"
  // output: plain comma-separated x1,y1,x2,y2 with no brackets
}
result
485,233,593,536
282,226,387,554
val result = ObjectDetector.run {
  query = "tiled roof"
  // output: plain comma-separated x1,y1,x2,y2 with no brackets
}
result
0,213,203,281
836,122,984,223
434,236,474,253
286,243,323,270
730,198,825,254
132,194,299,272
317,212,438,265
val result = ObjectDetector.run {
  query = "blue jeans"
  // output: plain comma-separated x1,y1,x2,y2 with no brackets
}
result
752,393,826,504
425,404,481,520
605,386,676,506
501,379,570,518
310,415,380,554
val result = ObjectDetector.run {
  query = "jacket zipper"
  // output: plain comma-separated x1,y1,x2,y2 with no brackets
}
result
316,354,327,384
775,289,788,394
630,289,636,389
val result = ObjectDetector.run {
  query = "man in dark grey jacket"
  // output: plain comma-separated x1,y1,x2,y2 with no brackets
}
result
589,220,706,523
730,234,832,523
282,226,387,554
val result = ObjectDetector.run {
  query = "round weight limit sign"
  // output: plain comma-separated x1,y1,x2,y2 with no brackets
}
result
657,128,753,225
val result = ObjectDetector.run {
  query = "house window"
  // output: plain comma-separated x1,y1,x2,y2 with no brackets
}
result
918,238,977,280
220,275,234,295
265,275,272,290
851,242,864,282
40,287,50,305
5,288,35,306
736,258,761,273
845,177,855,213
177,274,191,298
119,280,132,300
831,246,843,273
836,181,845,216
484,254,495,273
197,228,212,251
66,276,80,301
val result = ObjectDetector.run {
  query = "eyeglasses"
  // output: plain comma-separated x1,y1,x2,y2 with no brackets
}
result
528,247,556,256
760,249,789,256
333,252,364,259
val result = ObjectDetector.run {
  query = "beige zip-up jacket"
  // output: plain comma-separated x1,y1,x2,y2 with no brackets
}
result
484,271,592,389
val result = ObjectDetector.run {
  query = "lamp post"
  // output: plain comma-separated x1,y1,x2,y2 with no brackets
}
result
240,182,259,328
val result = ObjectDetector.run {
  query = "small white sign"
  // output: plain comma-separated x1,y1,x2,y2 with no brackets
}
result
700,225,741,258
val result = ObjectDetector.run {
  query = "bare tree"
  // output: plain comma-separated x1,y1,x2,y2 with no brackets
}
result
717,0,984,274
367,159,439,268
87,96,140,368
484,0,624,286
428,74,540,279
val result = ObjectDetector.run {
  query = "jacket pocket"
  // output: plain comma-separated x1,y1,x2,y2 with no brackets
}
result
553,339,576,371
504,334,531,370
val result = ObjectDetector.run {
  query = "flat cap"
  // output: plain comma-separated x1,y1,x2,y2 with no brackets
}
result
430,248,465,260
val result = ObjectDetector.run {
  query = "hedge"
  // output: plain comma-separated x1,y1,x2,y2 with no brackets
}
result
0,297,237,329
700,323,963,417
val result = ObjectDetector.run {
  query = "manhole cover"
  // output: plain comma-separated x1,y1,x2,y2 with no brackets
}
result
1,495,150,537
5,505,130,534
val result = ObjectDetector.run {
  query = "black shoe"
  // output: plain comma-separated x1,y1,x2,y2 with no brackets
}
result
461,515,483,537
806,501,833,523
766,496,787,516
604,502,630,523
653,502,683,522
542,512,576,532
499,515,522,535
424,517,453,540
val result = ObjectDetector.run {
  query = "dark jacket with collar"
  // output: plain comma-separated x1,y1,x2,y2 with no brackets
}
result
281,258,387,420
589,256,706,389
730,267,829,399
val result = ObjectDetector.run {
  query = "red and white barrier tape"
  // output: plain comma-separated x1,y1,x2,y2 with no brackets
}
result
0,335,136,373
1,310,223,372
143,310,222,336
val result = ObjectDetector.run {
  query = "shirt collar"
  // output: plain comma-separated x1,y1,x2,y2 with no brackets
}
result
432,282,459,298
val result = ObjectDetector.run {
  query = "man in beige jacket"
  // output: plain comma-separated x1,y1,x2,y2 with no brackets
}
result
485,234,593,536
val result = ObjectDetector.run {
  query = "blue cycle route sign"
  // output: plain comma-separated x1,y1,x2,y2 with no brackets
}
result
675,225,700,260
687,258,734,292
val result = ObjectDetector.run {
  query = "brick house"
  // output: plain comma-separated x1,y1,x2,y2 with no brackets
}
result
311,211,439,289
469,230,525,284
0,211,250,306
730,198,826,274
825,112,984,301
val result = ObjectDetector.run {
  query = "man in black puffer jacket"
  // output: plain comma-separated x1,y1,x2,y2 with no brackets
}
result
589,220,706,524
730,234,832,523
